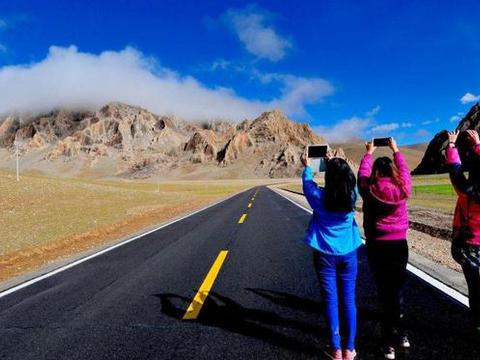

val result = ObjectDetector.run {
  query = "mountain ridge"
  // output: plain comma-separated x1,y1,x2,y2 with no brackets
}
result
0,103,346,179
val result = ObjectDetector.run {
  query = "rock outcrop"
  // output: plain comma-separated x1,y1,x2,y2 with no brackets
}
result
413,103,480,174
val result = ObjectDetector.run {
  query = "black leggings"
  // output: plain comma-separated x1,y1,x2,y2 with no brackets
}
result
367,239,409,345
462,264,480,327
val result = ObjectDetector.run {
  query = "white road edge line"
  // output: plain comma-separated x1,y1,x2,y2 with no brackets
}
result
0,187,254,300
269,187,470,308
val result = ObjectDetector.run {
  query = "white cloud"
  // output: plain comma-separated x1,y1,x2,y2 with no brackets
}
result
0,45,334,121
371,122,413,134
365,105,381,117
315,117,372,143
450,112,464,123
460,92,480,104
206,58,232,71
266,74,334,117
225,8,292,61
372,123,399,133
421,118,440,125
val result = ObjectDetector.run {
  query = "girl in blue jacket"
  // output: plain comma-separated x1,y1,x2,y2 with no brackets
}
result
301,154,362,360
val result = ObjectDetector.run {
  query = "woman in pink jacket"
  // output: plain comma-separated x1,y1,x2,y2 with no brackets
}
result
357,138,412,360
446,130,480,335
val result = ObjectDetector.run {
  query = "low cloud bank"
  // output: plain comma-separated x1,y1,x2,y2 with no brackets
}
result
0,46,334,121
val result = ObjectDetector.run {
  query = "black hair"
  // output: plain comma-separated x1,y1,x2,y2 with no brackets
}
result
456,131,480,186
324,158,356,212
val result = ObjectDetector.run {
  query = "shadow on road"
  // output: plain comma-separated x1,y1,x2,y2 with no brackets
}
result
154,291,326,355
245,288,323,314
155,287,477,359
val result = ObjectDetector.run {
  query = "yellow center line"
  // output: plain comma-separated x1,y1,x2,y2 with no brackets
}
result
248,203,252,208
238,213,247,224
183,250,229,320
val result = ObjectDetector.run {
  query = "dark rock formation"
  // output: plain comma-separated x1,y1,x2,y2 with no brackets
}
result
412,103,480,174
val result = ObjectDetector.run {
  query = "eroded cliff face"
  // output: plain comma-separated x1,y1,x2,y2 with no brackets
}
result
413,103,480,175
0,103,346,179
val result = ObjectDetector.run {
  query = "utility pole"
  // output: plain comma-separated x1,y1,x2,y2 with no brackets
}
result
16,143,19,182
15,115,22,182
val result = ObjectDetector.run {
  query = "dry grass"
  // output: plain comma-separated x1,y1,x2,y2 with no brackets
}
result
0,169,272,282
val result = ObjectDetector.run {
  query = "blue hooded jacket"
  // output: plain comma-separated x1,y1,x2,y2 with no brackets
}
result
302,166,362,255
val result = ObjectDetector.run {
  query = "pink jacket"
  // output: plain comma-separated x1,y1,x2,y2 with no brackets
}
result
358,152,412,240
447,145,480,246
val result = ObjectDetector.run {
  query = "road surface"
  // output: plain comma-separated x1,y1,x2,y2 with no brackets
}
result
0,187,478,359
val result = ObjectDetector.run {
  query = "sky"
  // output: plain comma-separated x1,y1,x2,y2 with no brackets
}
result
0,0,479,145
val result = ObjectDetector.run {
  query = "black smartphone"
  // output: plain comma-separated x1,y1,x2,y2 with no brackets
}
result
373,137,391,147
308,144,328,158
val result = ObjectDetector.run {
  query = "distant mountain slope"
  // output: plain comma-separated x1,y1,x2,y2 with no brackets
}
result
334,141,427,171
0,103,347,179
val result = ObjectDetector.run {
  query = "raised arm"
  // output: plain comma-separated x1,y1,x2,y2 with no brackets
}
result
302,165,324,211
357,142,375,197
446,131,469,195
388,137,412,197
468,130,480,160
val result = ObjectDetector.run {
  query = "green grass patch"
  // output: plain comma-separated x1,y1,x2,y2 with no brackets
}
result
412,183,456,196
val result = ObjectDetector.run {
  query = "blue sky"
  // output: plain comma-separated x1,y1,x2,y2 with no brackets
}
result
0,0,479,144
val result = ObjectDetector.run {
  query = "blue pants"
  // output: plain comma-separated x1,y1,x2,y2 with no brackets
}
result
313,249,358,351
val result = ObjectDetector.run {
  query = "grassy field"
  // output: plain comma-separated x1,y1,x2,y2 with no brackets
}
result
278,173,457,212
0,169,274,282
410,174,456,211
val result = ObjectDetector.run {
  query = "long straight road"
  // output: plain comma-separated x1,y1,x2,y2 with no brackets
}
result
0,187,478,359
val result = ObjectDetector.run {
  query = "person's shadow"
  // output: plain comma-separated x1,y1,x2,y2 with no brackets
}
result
154,289,326,356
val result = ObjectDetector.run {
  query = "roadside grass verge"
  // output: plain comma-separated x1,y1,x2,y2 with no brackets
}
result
0,169,270,282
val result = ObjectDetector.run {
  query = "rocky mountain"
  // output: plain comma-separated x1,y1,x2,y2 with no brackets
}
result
412,103,480,175
0,103,343,179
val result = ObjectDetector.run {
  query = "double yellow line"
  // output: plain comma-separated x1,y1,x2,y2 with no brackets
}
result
183,189,258,320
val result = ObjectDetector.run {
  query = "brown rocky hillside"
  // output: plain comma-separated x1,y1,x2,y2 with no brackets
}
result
0,103,344,179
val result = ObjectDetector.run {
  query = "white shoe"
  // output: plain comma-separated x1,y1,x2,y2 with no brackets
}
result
384,346,395,359
399,335,411,348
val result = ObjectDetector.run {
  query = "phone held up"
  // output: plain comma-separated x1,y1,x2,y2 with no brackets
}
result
372,137,391,147
307,144,329,173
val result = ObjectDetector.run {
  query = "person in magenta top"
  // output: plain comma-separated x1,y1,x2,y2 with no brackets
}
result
357,137,412,360
446,129,480,335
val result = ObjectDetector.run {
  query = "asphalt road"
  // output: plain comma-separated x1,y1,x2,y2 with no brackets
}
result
0,187,478,359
